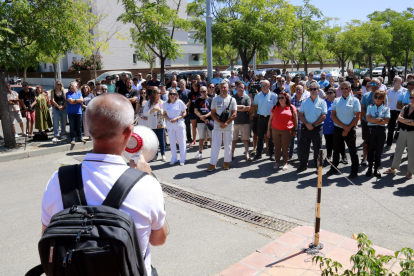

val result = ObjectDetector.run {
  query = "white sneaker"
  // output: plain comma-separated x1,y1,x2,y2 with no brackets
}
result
195,152,203,159
14,134,19,138
180,162,185,166
52,137,58,143
162,155,167,162
61,135,67,139
169,161,177,165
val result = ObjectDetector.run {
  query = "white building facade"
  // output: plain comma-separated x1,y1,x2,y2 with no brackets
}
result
38,0,204,72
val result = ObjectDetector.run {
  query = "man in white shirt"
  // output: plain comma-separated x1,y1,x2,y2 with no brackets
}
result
41,94,167,276
285,75,292,91
378,77,387,91
207,81,237,171
385,76,406,150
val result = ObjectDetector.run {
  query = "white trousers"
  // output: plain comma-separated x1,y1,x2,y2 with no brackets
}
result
210,129,233,166
168,128,187,163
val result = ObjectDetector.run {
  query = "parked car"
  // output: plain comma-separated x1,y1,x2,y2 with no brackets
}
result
312,70,332,81
88,71,132,85
264,68,282,76
290,71,306,80
221,65,250,78
371,67,383,77
353,69,361,79
173,70,208,80
359,68,370,79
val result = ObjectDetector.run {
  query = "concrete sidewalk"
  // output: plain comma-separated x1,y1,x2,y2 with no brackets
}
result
217,226,400,276
0,136,93,162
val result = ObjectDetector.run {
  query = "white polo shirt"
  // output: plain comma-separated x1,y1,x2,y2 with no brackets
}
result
387,86,407,110
41,153,165,276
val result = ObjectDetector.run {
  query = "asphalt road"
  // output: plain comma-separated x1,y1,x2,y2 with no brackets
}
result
0,149,275,276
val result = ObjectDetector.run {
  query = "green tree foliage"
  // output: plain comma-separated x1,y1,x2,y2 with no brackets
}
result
188,0,296,78
201,44,239,67
0,0,92,148
118,0,191,82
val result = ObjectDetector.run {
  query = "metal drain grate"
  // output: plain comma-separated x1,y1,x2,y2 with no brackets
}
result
161,183,299,233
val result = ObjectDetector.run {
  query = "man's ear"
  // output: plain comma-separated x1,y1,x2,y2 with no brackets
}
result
124,124,134,139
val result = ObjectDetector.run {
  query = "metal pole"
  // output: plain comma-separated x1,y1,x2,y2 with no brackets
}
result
314,149,323,247
302,149,324,257
291,60,293,72
57,59,62,81
412,54,414,74
206,0,213,84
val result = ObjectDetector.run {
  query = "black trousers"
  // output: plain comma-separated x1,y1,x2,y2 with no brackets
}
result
324,134,345,158
367,126,386,168
332,126,359,173
256,116,273,156
387,110,399,146
185,114,192,142
299,125,322,167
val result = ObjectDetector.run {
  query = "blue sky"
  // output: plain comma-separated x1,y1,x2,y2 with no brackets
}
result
288,0,412,26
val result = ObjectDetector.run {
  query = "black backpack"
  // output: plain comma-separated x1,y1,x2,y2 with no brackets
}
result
26,164,148,276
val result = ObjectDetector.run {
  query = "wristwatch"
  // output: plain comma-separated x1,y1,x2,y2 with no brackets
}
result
311,123,315,127
409,120,412,123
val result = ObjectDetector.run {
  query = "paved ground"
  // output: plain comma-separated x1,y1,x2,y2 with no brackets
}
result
0,150,276,276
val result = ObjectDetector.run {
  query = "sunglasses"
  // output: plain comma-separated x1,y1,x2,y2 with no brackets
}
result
374,96,383,100
106,79,111,81
102,89,107,91
278,97,286,100
141,92,147,94
170,93,177,96
200,90,207,93
339,80,344,83
340,87,349,90
327,92,335,95
209,86,214,88
410,97,414,100
309,88,318,91
57,84,62,86
371,83,379,86
278,81,285,83
231,86,235,88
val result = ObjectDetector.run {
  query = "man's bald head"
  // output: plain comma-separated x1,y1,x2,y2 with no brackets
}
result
86,94,134,140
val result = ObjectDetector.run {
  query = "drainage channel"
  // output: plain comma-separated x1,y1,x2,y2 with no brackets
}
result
161,183,299,233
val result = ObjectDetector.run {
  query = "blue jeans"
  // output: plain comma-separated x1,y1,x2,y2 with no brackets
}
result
53,107,67,137
289,128,301,158
153,128,165,156
68,113,82,141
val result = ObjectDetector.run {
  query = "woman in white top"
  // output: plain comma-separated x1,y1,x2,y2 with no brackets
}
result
162,88,187,165
144,88,166,162
136,88,149,127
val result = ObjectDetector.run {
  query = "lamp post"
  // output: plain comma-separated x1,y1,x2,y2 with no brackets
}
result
206,0,213,83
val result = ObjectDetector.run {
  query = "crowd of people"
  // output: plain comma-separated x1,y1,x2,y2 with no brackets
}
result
5,69,414,179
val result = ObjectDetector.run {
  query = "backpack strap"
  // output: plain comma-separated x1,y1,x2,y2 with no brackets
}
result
102,168,148,209
58,164,87,209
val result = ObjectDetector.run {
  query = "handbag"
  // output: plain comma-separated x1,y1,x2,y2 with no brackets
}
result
206,119,214,131
218,99,232,122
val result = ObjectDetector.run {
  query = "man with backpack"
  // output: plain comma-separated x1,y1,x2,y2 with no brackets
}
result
37,93,167,276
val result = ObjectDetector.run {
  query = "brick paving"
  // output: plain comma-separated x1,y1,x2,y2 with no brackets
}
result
216,226,400,276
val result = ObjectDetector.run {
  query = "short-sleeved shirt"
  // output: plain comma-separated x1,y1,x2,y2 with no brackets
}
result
116,80,127,95
41,154,165,276
228,76,239,84
290,93,308,129
367,104,391,126
7,90,20,112
254,91,278,116
323,99,335,135
107,83,116,93
299,97,327,125
331,95,361,127
398,90,411,105
387,87,406,110
211,95,237,131
124,89,139,110
82,93,95,111
18,89,36,112
273,87,290,95
178,88,190,106
210,77,223,87
324,83,338,92
233,93,251,125
271,105,297,130
361,91,389,121
162,100,187,130
66,91,83,114
146,80,160,96
188,91,201,114
318,80,330,89
194,97,212,124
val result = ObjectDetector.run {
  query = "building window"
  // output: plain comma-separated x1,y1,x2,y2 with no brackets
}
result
49,66,53,72
72,57,77,62
189,54,202,66
165,58,171,67
133,54,138,64
44,63,47,69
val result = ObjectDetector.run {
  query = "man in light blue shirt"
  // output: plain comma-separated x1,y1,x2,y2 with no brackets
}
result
317,72,329,90
252,80,278,161
210,71,223,87
327,81,361,178
298,82,327,172
397,81,414,107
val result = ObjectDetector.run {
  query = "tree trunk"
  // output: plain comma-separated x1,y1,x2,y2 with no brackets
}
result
304,58,308,75
23,67,27,82
386,58,391,84
319,58,323,70
94,54,98,82
53,63,57,83
296,62,300,71
240,52,251,80
150,59,154,75
341,56,345,77
160,57,165,83
0,69,16,148
369,55,373,79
